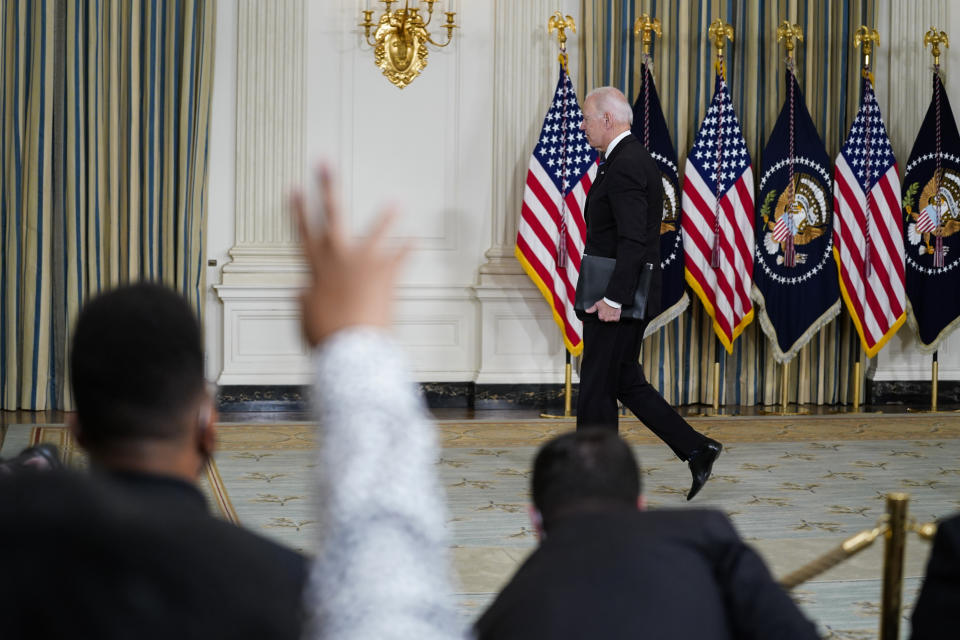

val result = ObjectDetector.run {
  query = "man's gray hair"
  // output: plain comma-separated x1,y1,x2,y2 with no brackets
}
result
585,86,634,126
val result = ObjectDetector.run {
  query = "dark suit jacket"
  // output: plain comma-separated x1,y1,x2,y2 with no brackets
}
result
912,513,960,638
0,470,308,640
584,133,663,318
476,508,819,640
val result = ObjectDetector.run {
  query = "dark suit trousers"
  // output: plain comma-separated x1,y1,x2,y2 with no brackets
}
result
576,318,707,461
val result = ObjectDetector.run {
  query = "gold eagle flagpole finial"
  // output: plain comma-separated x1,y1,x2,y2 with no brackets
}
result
634,14,662,58
777,21,804,63
924,27,950,67
708,19,734,79
548,12,576,69
854,25,880,77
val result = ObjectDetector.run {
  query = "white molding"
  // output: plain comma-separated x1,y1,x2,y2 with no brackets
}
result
216,283,479,384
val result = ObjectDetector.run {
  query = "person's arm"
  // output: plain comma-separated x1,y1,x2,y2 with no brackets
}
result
309,328,463,639
604,151,649,305
292,166,466,640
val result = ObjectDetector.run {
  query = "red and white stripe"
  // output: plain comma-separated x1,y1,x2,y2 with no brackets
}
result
832,157,906,357
915,205,939,233
516,158,597,354
773,214,792,242
681,163,756,352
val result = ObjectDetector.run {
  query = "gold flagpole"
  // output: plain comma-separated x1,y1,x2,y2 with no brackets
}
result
708,19,732,417
775,22,808,417
850,26,879,414
926,29,948,415
541,12,578,421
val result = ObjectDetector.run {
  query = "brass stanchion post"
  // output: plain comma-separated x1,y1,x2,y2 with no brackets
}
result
880,492,909,640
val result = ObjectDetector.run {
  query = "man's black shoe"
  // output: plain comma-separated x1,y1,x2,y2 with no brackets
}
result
686,439,722,501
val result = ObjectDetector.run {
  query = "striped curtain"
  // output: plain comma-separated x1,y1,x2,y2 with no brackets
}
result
581,0,876,406
1,0,216,410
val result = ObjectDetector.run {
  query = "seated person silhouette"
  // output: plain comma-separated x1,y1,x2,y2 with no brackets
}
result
0,283,307,639
912,512,960,638
475,428,819,640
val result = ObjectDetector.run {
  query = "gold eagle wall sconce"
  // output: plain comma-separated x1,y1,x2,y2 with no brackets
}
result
359,0,458,89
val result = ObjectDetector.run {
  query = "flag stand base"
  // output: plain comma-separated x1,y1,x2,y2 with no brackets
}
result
759,363,810,415
540,361,576,419
907,356,950,413
688,362,726,416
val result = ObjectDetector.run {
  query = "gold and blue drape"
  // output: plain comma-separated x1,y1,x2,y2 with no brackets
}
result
2,0,216,410
581,0,876,405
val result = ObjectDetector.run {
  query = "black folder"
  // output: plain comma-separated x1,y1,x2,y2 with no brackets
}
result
574,256,654,321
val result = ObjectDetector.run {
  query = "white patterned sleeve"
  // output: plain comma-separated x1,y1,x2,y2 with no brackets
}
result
306,327,468,640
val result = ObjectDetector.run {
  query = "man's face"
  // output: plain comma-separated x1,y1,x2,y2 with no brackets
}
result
580,96,608,151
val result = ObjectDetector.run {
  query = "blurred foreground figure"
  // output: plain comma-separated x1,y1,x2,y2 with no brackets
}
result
912,514,960,639
292,166,465,639
475,429,820,640
0,283,307,639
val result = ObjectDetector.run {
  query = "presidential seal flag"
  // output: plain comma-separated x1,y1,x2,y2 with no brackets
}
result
515,64,598,355
752,70,840,362
632,62,689,334
833,77,905,358
681,73,755,353
903,72,960,351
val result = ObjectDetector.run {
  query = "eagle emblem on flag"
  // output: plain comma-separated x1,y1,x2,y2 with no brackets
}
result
902,72,960,351
752,70,840,362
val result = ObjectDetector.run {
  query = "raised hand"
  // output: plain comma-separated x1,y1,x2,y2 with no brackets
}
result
290,165,412,346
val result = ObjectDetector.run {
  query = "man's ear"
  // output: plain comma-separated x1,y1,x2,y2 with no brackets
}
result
528,504,545,541
637,495,647,511
196,400,218,458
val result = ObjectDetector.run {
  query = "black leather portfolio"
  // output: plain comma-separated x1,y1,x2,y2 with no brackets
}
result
574,256,654,321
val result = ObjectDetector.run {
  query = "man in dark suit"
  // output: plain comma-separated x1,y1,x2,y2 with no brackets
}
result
577,86,720,500
911,513,960,638
0,283,308,638
475,429,819,640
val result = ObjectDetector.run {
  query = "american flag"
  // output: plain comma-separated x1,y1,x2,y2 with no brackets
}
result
833,78,906,358
515,65,598,356
914,205,941,234
681,74,755,353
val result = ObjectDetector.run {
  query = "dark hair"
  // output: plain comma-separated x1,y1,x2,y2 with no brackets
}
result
70,283,205,447
532,429,641,530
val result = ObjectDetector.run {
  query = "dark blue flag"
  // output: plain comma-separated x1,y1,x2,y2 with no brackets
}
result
752,70,839,362
632,63,688,335
903,72,960,351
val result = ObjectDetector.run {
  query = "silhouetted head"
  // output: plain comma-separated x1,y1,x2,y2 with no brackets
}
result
531,428,642,533
70,283,215,480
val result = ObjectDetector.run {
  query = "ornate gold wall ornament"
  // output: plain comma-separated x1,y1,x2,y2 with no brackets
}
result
360,0,457,89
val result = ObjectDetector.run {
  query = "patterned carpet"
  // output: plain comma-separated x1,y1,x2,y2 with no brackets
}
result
4,412,960,639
